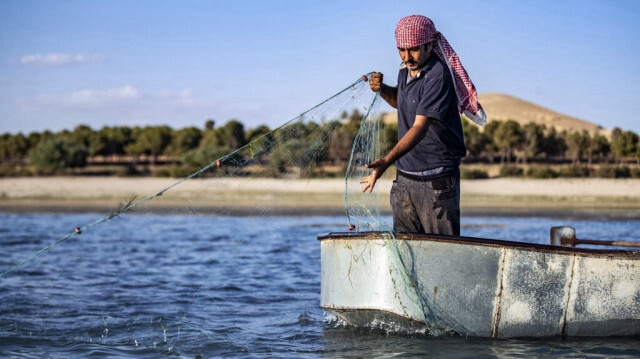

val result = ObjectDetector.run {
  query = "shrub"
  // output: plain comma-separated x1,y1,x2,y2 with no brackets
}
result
461,168,489,179
151,167,171,177
114,164,141,177
153,165,200,178
28,136,87,173
558,165,591,178
594,165,631,178
526,166,559,179
169,165,199,178
0,164,35,177
498,165,523,177
181,146,234,168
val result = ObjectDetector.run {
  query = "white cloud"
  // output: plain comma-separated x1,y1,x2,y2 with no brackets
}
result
66,86,139,106
11,85,289,132
20,53,105,66
18,85,140,111
150,88,212,111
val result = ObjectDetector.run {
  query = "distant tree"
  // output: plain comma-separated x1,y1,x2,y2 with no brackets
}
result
268,136,323,177
100,126,134,157
610,128,624,160
86,131,107,157
383,122,398,155
125,126,172,164
611,128,639,162
27,132,43,152
345,111,363,134
305,121,335,170
263,119,330,176
205,119,215,131
199,128,224,149
70,125,94,148
267,141,291,176
328,110,363,163
493,120,523,164
0,133,29,163
244,125,275,163
220,120,247,150
462,118,490,160
41,130,54,139
482,120,501,162
328,121,352,163
637,137,640,165
29,136,87,172
542,127,567,160
246,125,271,143
521,123,545,164
186,120,247,169
565,130,590,164
275,121,309,143
70,124,108,157
305,121,321,137
165,127,202,156
181,145,230,169
348,109,363,123
0,134,8,162
586,132,610,165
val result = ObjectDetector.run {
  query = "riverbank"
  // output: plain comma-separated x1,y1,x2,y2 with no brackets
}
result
1,177,639,218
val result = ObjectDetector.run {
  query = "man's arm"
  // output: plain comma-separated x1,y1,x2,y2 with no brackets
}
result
360,115,432,193
379,83,398,109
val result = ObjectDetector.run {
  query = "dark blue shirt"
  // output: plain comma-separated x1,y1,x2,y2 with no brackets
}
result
395,54,466,173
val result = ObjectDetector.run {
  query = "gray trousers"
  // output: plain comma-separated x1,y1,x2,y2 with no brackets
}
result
390,169,460,235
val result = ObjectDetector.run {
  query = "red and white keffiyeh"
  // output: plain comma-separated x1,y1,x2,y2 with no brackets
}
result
395,15,486,125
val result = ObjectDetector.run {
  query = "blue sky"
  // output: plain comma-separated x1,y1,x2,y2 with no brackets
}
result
1,0,639,135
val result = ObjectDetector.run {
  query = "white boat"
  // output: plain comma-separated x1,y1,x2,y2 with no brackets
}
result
318,228,640,338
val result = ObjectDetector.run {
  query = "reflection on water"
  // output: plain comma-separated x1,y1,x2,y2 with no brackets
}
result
321,326,640,358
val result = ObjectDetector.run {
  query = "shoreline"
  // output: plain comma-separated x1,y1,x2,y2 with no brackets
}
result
1,203,639,220
1,176,640,219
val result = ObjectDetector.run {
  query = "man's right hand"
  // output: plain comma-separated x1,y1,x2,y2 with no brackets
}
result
362,72,383,92
363,72,397,109
368,72,383,92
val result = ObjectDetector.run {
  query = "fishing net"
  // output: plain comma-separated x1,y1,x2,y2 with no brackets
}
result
1,74,390,278
1,73,437,345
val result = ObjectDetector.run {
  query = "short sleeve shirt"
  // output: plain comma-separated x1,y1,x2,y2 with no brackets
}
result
395,55,466,172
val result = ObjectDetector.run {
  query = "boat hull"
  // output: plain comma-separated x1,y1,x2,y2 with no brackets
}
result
319,232,640,338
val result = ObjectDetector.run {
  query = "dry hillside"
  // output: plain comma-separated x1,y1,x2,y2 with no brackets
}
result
382,93,606,134
478,93,603,133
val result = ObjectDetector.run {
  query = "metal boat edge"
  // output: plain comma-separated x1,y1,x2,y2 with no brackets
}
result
318,231,640,338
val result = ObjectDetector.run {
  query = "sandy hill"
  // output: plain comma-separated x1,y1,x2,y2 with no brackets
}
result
478,93,603,133
382,93,605,134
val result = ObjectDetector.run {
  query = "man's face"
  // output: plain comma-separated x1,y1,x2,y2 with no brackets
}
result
398,42,433,71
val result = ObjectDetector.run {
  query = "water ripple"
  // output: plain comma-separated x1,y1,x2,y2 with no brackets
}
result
1,214,639,358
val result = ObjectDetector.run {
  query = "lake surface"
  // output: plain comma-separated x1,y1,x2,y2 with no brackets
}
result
1,212,639,358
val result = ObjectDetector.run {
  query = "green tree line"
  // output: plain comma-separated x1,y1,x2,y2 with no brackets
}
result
1,114,639,177
462,119,640,165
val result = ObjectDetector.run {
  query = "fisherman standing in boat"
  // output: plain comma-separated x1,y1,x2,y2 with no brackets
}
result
361,15,486,235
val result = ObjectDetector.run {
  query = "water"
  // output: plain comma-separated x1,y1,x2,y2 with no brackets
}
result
1,212,639,358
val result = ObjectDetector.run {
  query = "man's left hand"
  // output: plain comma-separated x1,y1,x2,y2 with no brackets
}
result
360,158,390,193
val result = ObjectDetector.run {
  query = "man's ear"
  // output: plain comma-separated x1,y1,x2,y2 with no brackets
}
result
426,42,434,53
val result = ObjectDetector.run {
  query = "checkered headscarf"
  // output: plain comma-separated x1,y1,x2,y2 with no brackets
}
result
395,15,486,125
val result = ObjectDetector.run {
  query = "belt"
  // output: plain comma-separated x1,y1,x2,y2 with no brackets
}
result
396,168,458,182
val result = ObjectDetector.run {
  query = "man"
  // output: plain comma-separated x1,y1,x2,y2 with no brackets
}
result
361,15,486,235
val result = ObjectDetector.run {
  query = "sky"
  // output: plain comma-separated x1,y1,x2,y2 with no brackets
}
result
1,0,639,135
